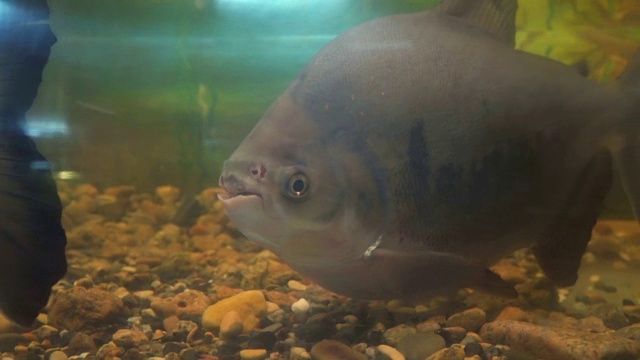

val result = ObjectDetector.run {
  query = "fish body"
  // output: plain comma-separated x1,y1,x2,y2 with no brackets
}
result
219,0,640,299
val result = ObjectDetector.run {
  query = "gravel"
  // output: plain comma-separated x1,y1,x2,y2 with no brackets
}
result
0,184,638,360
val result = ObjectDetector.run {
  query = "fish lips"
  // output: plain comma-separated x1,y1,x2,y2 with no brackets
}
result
217,190,288,248
217,190,262,202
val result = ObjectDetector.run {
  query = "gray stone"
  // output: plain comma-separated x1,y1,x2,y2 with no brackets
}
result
615,325,640,346
590,304,630,330
383,324,417,347
375,344,405,360
48,350,68,360
310,340,367,360
396,332,445,360
112,329,149,348
425,344,465,360
95,342,123,360
445,308,487,333
481,320,640,360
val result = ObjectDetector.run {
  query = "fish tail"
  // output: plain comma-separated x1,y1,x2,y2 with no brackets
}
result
610,52,640,223
0,0,67,326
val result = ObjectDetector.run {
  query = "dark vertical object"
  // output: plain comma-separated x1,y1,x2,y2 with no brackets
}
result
0,0,67,326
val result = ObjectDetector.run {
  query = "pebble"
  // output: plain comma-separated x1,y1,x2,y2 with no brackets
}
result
383,324,417,347
587,234,622,258
593,280,617,293
95,342,122,359
163,342,188,354
396,332,446,360
133,290,154,299
615,325,640,345
112,329,148,348
287,280,308,291
589,303,630,330
150,289,211,317
202,290,267,333
65,332,97,355
172,320,198,340
480,320,640,359
0,334,27,353
266,302,280,314
23,186,640,360
239,349,268,360
141,308,157,319
163,315,180,333
220,310,244,338
425,344,465,360
460,333,482,345
463,342,483,357
180,348,200,360
494,307,531,322
623,306,640,323
416,320,441,333
156,185,181,204
446,308,487,333
294,313,336,342
48,287,124,331
48,350,68,360
310,340,368,360
289,346,311,360
248,329,278,351
291,298,310,314
437,327,467,345
375,344,405,360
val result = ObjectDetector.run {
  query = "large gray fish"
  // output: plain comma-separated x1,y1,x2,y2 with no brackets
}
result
0,0,67,326
219,0,640,299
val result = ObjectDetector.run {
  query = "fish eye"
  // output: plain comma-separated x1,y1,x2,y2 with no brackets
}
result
284,173,309,199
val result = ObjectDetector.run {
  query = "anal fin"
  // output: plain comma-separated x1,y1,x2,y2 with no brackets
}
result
533,149,612,287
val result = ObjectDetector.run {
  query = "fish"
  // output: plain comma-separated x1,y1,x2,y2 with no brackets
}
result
218,0,640,300
0,0,68,326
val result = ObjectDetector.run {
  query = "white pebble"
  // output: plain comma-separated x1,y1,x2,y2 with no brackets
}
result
291,298,310,314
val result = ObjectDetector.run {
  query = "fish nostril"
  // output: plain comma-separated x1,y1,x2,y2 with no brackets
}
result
249,164,266,179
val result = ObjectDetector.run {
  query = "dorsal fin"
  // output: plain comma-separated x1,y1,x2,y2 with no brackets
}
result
436,0,518,47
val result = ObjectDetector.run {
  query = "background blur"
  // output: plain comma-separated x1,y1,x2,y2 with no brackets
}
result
28,0,640,216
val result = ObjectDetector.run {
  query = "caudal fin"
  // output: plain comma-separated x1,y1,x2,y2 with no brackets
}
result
0,0,67,326
0,135,67,326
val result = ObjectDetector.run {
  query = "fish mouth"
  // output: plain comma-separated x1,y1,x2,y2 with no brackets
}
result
218,190,262,201
217,183,264,208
